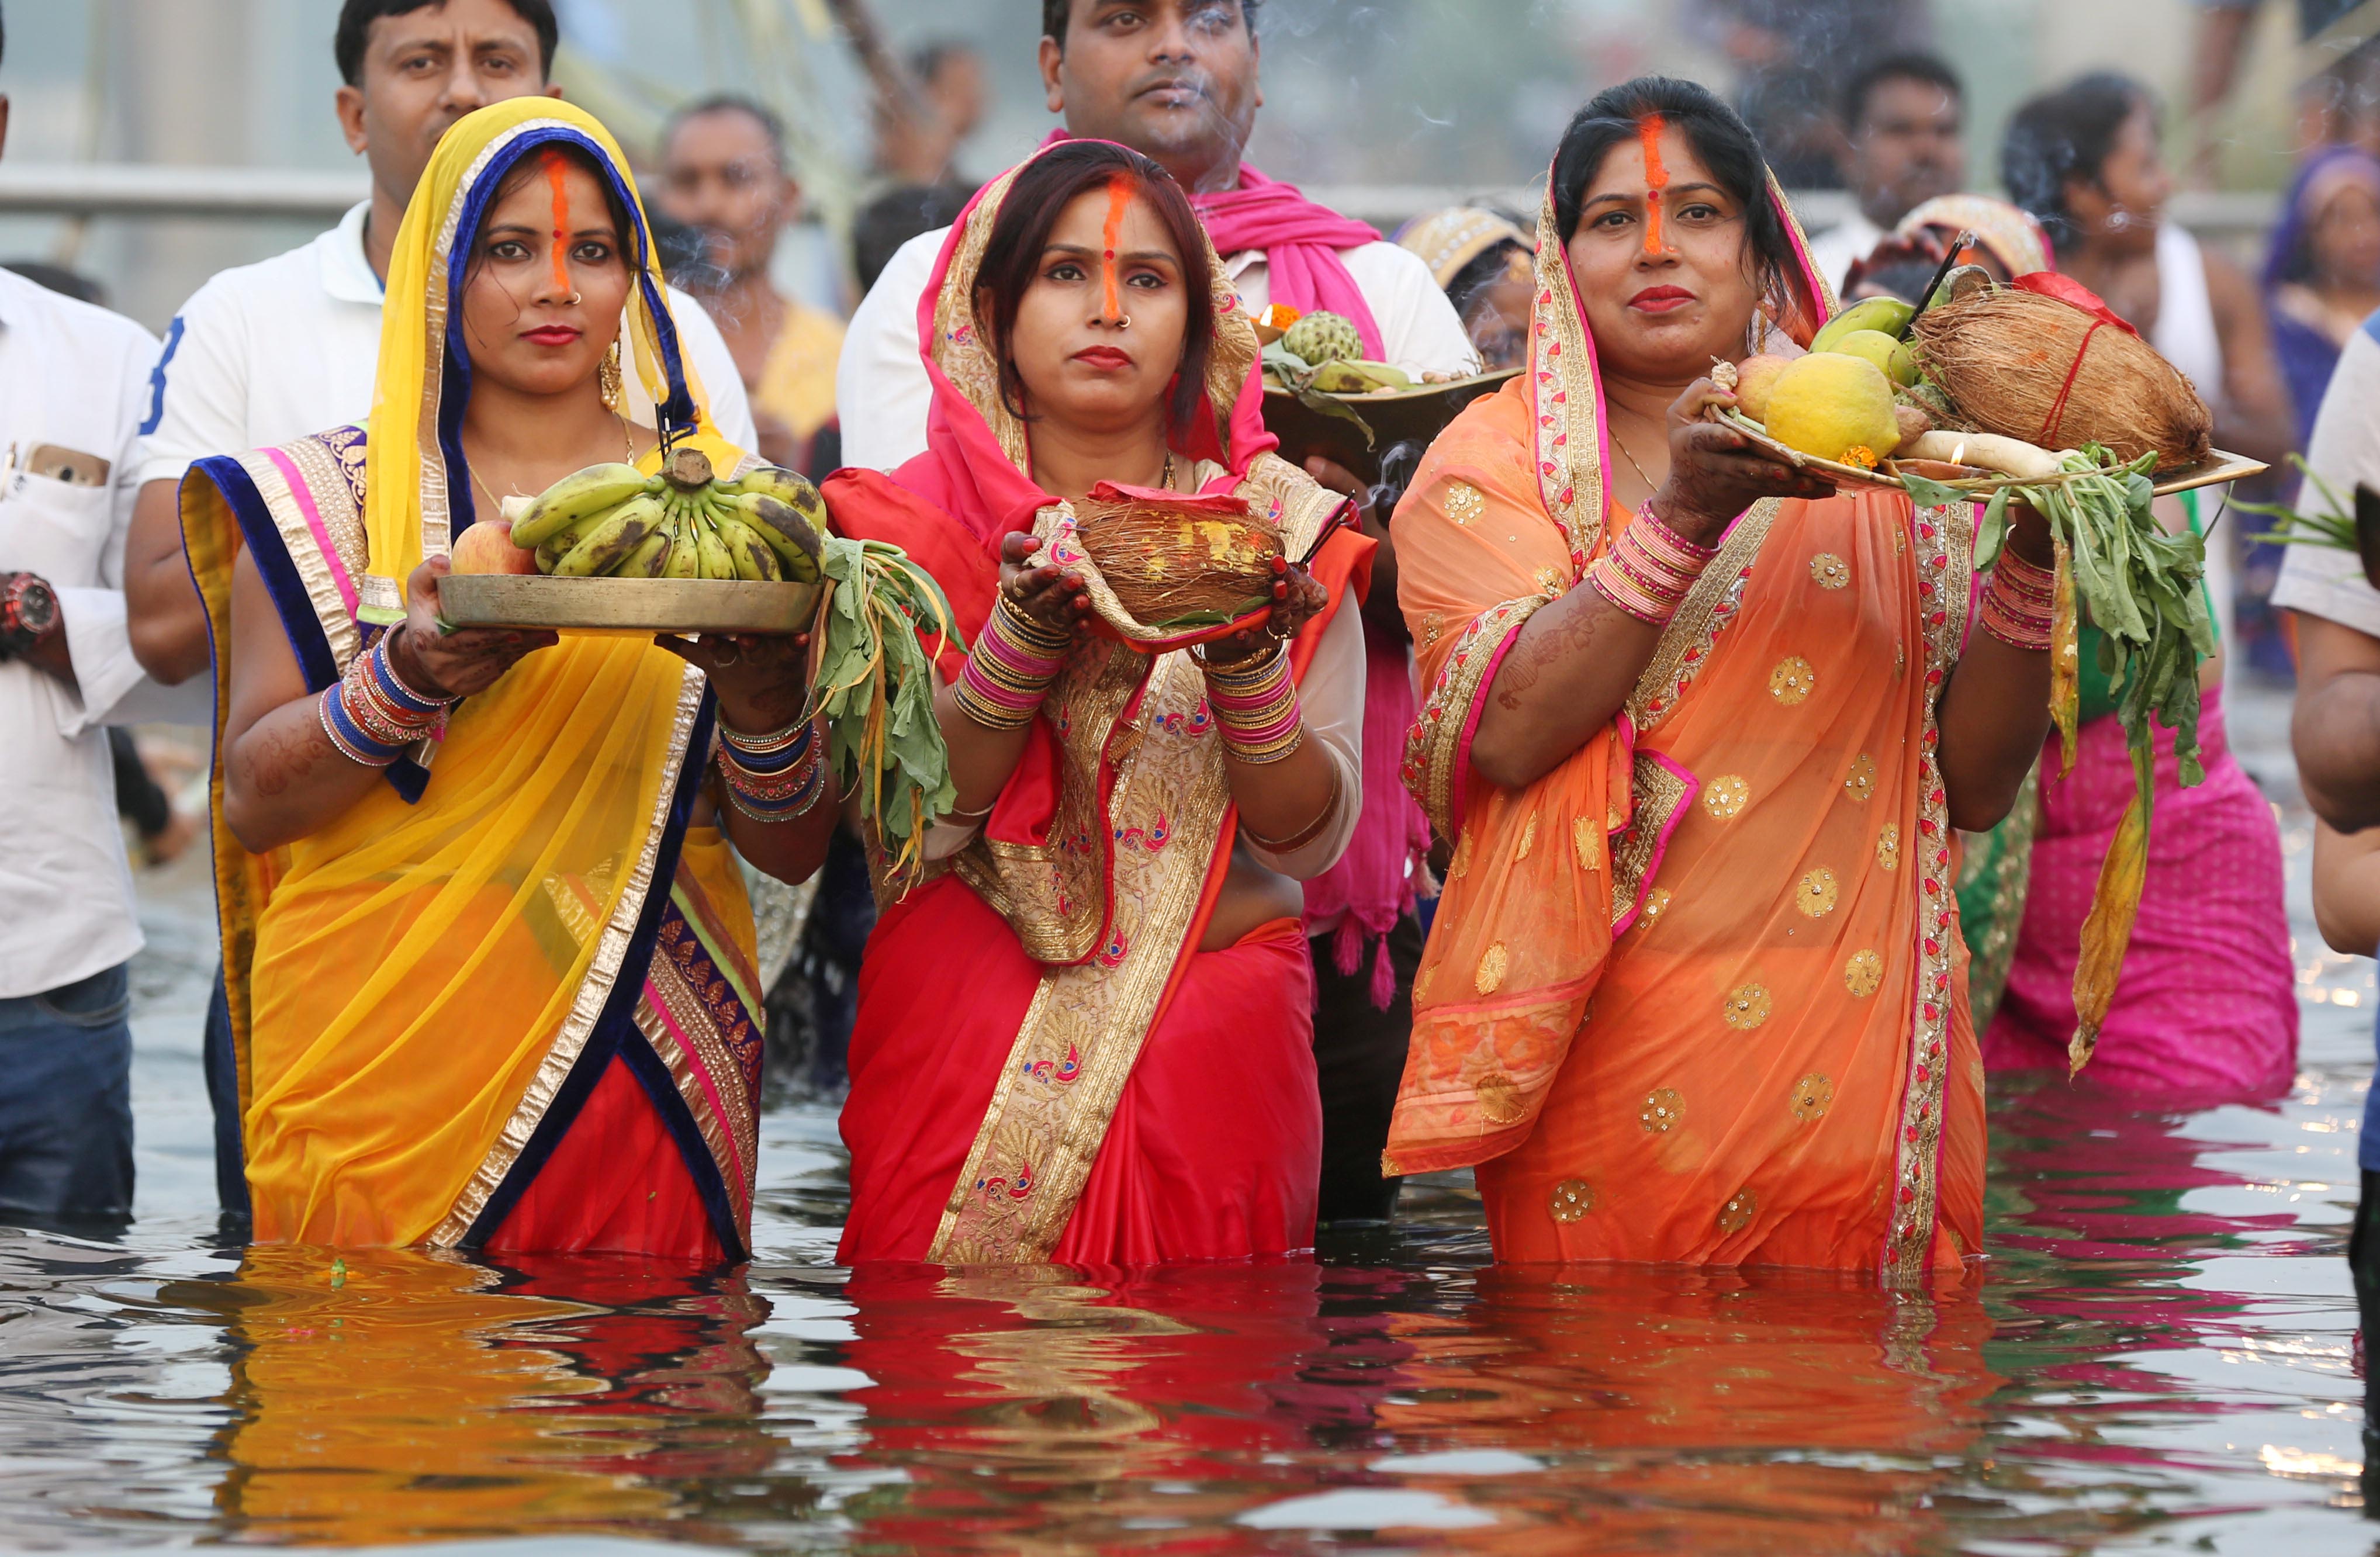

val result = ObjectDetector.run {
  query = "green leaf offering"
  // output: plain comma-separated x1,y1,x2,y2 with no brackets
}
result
810,533,960,891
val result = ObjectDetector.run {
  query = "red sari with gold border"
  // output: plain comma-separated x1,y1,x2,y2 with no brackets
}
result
826,141,1373,1267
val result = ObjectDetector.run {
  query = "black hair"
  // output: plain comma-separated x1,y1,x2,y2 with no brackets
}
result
1840,51,1963,130
334,0,558,88
1443,234,1527,320
662,92,789,174
4,261,102,308
1041,0,1260,53
1549,76,1797,301
853,181,980,293
972,140,1215,438
2002,72,2154,252
908,40,978,84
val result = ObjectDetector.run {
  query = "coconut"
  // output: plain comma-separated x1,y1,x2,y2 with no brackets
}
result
1073,487,1284,628
1910,289,2212,468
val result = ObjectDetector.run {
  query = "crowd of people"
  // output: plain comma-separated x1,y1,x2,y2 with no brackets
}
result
4,0,2380,1287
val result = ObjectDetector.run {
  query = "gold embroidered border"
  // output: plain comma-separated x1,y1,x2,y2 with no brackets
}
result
928,651,1234,1264
636,946,759,1223
1525,200,1608,573
238,448,365,673
1627,497,1781,732
427,665,704,1245
1609,752,1689,932
1881,500,1974,1285
1400,594,1548,839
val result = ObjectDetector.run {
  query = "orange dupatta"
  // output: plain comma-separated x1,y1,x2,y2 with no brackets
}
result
1387,173,1985,1280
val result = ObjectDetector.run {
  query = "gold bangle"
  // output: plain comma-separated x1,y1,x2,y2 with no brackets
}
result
1240,759,1343,854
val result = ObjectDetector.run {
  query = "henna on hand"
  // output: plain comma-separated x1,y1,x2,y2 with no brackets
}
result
243,717,332,797
1494,590,1636,711
1655,378,1836,543
997,532,1091,639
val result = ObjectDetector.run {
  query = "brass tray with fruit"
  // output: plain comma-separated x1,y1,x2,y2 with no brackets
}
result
434,446,828,635
1254,306,1517,484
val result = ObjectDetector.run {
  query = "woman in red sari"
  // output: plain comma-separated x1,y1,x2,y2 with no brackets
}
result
826,139,1372,1265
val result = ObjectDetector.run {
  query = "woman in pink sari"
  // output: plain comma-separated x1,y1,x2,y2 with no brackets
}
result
826,140,1372,1265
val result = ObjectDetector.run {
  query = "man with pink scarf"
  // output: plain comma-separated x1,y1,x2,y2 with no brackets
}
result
835,0,1475,1226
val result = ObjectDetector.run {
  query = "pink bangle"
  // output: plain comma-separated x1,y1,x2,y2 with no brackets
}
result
953,594,1071,732
1587,502,1717,625
1978,549,2056,652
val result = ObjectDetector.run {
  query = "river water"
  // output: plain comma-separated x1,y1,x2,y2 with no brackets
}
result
3,688,2374,1553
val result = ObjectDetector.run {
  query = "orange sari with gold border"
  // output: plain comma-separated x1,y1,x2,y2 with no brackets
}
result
1387,179,1984,1280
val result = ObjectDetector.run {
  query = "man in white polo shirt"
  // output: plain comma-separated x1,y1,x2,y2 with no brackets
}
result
124,0,754,687
119,0,753,1219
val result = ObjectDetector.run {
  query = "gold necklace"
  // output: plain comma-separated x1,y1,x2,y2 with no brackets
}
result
468,412,638,520
1610,427,1659,494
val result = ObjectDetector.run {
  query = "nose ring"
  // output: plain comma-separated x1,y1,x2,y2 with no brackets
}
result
563,290,583,306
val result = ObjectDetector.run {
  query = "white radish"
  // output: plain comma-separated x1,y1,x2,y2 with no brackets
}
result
1906,430,2063,480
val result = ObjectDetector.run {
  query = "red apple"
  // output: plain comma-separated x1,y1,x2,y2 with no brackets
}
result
449,518,539,575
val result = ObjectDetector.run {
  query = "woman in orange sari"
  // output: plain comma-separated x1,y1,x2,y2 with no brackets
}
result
826,139,1371,1265
1389,77,2056,1278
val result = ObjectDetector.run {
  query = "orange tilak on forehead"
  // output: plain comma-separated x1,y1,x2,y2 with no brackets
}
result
542,150,574,295
1638,113,1669,255
1099,175,1135,320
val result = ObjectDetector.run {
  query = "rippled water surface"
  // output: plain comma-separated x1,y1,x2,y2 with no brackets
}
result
5,690,2376,1553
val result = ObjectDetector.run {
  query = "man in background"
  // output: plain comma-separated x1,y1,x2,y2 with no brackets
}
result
1806,53,1967,292
658,95,845,476
0,2,188,1225
876,41,988,186
117,0,756,1218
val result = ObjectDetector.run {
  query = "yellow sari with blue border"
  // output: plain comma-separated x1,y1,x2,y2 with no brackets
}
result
182,99,764,1257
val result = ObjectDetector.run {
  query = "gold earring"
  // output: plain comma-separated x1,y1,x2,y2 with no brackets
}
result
600,340,624,410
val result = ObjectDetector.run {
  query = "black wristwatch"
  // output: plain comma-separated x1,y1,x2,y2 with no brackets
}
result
0,572,59,662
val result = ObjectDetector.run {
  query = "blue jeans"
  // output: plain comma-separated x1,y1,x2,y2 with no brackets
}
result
0,963,133,1223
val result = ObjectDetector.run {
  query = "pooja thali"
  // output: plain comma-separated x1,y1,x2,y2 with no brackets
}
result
436,575,823,636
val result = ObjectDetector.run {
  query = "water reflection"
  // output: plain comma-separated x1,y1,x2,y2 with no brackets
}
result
174,1249,780,1545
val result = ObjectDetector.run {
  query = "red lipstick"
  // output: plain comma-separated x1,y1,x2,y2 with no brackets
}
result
1628,285,1695,314
1073,345,1133,369
522,324,582,347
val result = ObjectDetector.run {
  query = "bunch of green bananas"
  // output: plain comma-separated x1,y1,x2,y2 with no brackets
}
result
507,447,826,584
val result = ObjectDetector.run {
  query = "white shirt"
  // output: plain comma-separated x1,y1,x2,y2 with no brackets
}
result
135,201,758,489
1805,211,1887,297
0,268,172,998
835,227,1480,473
2274,317,2380,635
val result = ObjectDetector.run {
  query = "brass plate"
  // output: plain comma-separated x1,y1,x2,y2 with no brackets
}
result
1713,411,2265,499
437,574,821,636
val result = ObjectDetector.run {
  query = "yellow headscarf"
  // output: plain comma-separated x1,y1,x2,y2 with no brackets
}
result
357,95,730,622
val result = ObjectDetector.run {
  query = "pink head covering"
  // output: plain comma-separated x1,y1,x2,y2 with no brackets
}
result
894,138,1277,551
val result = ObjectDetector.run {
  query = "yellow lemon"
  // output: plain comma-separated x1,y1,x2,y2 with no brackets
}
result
1762,351,1903,463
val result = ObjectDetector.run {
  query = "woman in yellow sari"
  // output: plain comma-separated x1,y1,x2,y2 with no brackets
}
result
1389,77,2056,1278
181,99,836,1261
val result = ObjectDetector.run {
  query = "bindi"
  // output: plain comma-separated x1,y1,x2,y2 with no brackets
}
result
1638,113,1669,256
1099,175,1134,321
542,151,574,296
